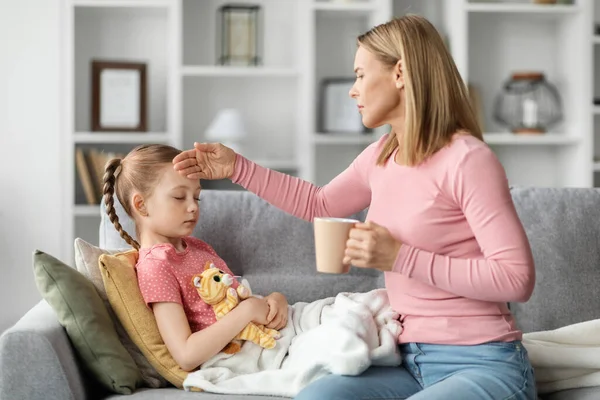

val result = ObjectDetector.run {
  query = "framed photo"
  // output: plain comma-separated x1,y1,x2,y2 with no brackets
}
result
91,60,147,132
319,78,367,134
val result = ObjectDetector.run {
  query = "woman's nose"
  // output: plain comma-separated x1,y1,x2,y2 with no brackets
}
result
349,85,358,99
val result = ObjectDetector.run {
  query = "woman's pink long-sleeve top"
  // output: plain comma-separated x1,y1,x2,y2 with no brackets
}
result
231,134,535,344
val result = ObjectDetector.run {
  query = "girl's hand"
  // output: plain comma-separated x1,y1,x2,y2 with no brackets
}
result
264,292,288,330
172,142,236,180
343,221,402,272
241,297,271,326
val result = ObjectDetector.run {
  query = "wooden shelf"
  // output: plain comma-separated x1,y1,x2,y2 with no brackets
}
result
313,133,376,145
466,2,580,16
483,133,580,145
182,66,298,78
74,132,171,144
73,0,170,7
74,205,101,217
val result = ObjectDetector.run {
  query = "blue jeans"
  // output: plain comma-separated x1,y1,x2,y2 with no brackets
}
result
294,341,536,400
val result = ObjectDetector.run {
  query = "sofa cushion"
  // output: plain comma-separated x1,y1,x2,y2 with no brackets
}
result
74,238,168,388
509,187,600,333
32,250,142,394
100,190,384,305
98,250,189,388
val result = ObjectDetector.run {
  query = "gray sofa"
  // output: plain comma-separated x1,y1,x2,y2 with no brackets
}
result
2,187,600,400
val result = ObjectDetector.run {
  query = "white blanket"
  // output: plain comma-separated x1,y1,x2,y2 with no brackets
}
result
523,319,600,394
183,289,402,397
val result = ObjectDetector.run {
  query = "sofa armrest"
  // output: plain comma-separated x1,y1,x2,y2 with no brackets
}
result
0,301,87,400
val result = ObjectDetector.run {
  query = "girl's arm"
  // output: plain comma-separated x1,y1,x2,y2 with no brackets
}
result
152,297,269,371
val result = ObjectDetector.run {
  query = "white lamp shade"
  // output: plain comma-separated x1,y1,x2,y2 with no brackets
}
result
205,109,247,141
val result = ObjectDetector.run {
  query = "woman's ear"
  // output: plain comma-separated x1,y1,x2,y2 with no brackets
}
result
393,59,404,90
132,193,148,217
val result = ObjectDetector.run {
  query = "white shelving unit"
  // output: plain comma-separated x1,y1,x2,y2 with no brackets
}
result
446,0,592,188
298,0,393,186
61,0,181,261
60,0,597,261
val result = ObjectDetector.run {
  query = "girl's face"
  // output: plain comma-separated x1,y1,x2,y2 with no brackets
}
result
349,46,404,129
137,165,201,241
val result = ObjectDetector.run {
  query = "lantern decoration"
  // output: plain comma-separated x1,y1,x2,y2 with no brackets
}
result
218,4,261,66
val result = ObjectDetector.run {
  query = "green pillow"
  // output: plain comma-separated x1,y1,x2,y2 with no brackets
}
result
32,250,142,394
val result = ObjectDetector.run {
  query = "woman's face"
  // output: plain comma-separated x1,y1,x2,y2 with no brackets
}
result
349,46,404,129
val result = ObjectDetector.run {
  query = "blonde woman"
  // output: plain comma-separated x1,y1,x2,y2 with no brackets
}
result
174,15,537,400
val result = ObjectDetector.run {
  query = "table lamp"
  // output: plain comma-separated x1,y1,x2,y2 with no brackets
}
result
204,109,247,154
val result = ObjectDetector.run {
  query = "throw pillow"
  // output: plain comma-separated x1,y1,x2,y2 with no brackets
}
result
98,250,189,388
74,238,168,388
32,250,142,394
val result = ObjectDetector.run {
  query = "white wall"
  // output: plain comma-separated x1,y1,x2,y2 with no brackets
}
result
0,0,62,332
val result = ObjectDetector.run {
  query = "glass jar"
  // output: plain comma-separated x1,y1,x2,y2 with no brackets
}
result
493,72,562,134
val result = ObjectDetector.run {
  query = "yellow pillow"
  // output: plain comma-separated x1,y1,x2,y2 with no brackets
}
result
98,250,189,388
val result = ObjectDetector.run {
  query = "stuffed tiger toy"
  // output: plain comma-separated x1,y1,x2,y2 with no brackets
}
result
192,262,280,354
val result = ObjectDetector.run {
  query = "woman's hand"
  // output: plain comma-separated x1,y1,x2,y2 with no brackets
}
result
343,221,402,272
240,297,271,326
172,142,237,180
264,292,288,330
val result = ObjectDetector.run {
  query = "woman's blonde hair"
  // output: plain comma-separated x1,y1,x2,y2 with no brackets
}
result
102,144,182,250
357,14,483,166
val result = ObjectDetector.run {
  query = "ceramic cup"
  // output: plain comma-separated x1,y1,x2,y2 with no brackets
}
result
313,217,359,274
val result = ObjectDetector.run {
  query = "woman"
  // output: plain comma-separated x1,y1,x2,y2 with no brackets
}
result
173,14,537,400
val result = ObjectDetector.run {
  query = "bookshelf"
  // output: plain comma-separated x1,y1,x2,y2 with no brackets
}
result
445,0,592,188
62,0,181,261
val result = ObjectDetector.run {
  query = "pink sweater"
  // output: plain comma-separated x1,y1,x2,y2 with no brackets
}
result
231,134,535,345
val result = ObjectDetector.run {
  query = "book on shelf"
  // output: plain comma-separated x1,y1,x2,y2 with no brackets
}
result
75,148,125,205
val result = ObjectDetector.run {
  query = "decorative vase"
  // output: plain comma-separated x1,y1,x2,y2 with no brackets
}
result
493,72,562,134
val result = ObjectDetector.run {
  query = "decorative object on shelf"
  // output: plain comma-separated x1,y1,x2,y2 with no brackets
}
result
91,60,147,132
75,147,125,205
493,72,562,134
319,78,367,134
217,4,261,66
205,109,247,154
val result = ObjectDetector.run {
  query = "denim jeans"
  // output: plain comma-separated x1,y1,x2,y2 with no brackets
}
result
294,340,537,400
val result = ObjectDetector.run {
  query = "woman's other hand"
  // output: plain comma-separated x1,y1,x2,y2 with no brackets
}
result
173,142,236,180
343,221,402,272
264,292,288,330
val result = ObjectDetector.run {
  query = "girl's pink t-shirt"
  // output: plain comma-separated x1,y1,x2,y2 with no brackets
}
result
136,236,238,332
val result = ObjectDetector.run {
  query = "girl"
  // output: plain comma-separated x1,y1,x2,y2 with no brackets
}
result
102,144,289,372
173,15,537,400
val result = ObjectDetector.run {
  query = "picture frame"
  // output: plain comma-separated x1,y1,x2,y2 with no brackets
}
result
91,60,147,132
319,78,368,134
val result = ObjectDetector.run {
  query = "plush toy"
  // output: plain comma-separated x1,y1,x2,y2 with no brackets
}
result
192,262,280,354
